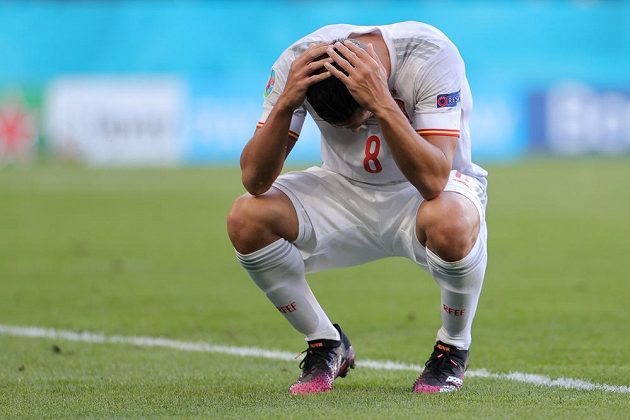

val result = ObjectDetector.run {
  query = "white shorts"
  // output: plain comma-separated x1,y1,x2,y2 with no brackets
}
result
273,166,487,273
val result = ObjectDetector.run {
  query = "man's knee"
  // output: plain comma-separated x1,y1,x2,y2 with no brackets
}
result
226,190,299,254
417,193,480,262
227,194,259,251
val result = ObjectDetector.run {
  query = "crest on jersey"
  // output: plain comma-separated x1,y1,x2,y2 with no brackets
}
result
264,69,276,98
436,90,461,108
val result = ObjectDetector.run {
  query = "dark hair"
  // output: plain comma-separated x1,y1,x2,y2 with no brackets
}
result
306,40,363,125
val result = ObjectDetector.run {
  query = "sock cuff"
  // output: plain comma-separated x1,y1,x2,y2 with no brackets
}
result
235,239,296,272
426,232,485,276
305,325,341,342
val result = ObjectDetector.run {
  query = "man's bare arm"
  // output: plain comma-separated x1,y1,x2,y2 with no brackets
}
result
241,44,332,196
325,41,456,199
240,105,297,196
371,100,456,199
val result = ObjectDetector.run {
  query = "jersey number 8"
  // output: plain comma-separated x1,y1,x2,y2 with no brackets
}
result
363,135,383,173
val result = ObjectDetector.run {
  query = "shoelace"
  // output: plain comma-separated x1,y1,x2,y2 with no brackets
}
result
425,350,461,377
297,347,335,375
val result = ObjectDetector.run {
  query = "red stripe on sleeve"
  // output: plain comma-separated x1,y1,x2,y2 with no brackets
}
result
255,122,299,140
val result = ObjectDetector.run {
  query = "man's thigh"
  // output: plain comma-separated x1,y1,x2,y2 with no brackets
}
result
273,167,394,273
272,167,490,272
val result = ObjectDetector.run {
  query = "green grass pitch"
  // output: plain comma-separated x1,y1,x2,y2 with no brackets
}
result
1,159,629,418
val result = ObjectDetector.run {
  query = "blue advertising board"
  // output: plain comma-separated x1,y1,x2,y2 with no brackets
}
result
0,1,629,164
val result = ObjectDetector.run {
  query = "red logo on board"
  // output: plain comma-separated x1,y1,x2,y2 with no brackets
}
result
0,100,37,159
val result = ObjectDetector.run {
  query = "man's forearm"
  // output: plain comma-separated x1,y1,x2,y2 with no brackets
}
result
240,101,296,195
373,100,452,199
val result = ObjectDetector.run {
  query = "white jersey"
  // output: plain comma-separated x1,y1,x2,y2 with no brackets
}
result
258,21,487,186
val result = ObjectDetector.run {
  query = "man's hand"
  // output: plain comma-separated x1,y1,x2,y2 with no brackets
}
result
240,44,332,196
324,41,392,112
278,44,333,111
327,40,454,199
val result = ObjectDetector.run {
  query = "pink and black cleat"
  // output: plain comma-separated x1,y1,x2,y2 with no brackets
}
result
289,324,355,395
412,341,469,394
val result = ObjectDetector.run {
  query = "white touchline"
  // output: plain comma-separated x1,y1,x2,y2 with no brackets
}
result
1,324,629,395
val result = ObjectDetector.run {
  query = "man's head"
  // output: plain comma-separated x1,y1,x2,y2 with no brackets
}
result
306,39,368,128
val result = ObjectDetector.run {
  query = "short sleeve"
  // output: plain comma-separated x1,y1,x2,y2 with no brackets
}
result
413,46,465,138
257,49,306,140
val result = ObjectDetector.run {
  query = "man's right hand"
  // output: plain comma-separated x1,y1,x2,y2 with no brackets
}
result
277,44,333,111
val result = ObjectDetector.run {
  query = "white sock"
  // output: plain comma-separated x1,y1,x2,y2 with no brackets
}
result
236,239,340,342
426,232,487,350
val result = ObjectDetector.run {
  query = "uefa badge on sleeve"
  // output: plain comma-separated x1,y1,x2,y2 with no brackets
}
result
436,90,461,108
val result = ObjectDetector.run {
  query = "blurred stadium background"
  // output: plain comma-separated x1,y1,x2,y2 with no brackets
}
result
1,0,629,165
2,1,630,416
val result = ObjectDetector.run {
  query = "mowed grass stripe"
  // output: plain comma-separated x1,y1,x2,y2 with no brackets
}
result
2,324,628,395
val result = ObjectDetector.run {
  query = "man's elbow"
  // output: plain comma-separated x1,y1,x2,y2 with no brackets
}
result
243,185,269,197
417,175,449,201
242,173,272,196
421,188,442,201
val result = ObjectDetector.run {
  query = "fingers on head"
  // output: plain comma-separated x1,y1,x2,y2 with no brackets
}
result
343,40,368,56
367,43,376,56
309,71,332,82
367,43,381,63
333,41,360,63
306,55,333,78
323,61,345,79
326,46,354,73
308,56,332,69
307,43,333,57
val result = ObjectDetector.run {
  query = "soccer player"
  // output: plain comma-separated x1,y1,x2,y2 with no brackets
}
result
227,21,488,394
